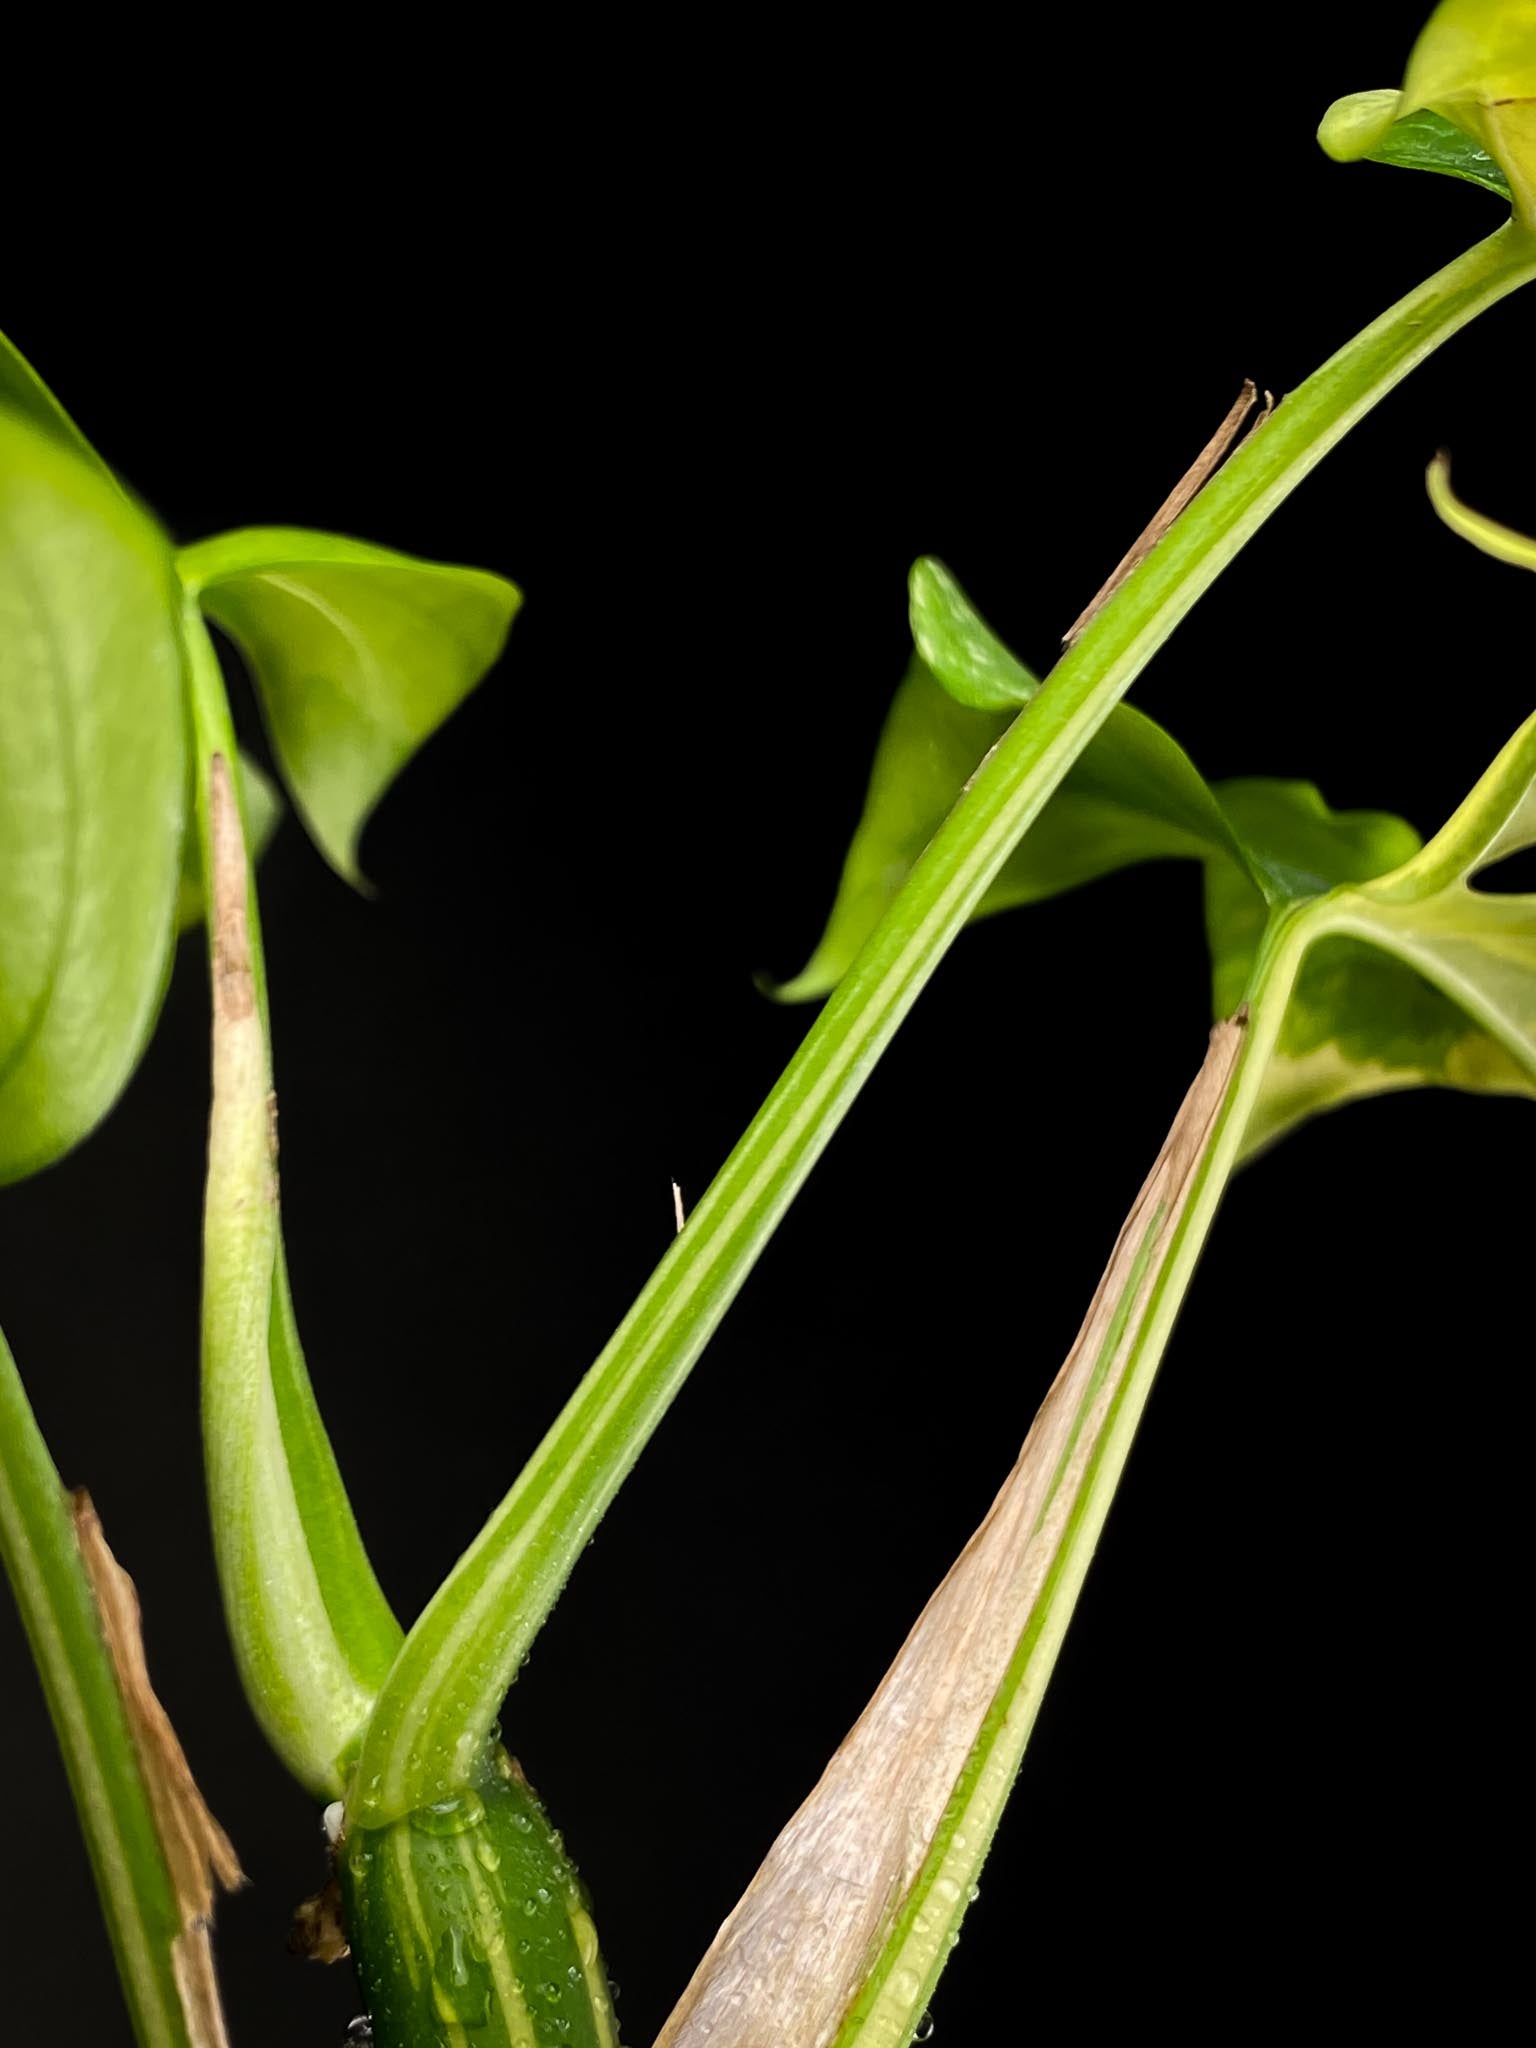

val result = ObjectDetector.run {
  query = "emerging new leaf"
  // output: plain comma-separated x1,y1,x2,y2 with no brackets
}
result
1319,0,1536,219
179,528,520,885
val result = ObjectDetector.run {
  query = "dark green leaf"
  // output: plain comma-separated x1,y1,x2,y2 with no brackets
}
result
179,528,520,885
0,411,187,1183
1366,108,1513,196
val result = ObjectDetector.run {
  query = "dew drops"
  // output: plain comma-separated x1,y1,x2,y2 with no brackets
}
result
570,1907,601,1971
343,2022,373,2047
410,1789,488,1838
913,2015,937,2044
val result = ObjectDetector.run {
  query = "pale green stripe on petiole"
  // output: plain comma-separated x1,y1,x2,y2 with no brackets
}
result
354,222,1536,1825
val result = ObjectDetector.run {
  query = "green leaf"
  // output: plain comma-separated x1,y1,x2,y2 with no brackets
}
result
1197,780,1516,1151
1319,98,1515,198
174,751,281,932
0,409,187,1183
783,553,1535,1156
1225,705,1536,1155
178,527,520,885
0,327,113,475
1369,108,1513,196
1337,706,1536,1068
770,662,1009,1001
1428,451,1536,569
1,1323,222,2048
907,558,1036,709
774,564,1244,1001
1319,1,1536,220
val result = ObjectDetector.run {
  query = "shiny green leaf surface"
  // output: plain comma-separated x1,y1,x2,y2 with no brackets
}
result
179,528,519,884
1365,107,1513,196
0,411,187,1182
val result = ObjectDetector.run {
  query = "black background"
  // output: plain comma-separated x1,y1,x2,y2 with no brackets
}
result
3,15,1531,2043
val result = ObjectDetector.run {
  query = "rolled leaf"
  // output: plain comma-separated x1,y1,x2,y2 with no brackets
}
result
657,1023,1246,2048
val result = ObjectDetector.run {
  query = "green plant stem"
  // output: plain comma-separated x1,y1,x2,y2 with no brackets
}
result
183,604,401,1796
0,1327,193,2048
356,220,1536,1822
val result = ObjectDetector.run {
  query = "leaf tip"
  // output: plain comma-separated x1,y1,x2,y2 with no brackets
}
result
1318,88,1404,161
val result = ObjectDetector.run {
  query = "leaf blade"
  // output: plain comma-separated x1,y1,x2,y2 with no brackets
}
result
0,410,187,1183
180,527,519,884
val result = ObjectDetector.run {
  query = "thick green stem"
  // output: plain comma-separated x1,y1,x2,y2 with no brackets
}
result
356,221,1536,1822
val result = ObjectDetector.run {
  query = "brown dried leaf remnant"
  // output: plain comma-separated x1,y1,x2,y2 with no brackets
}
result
1063,382,1271,644
73,1491,243,2048
657,1016,1246,2048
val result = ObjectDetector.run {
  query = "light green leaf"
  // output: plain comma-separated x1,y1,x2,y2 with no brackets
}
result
771,662,1010,1002
178,527,519,885
174,751,281,932
1196,780,1517,1151
907,558,1036,710
1337,706,1536,1071
1319,1,1536,219
1,1323,229,2048
0,409,187,1183
0,327,112,475
774,565,1243,1001
1428,451,1536,569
